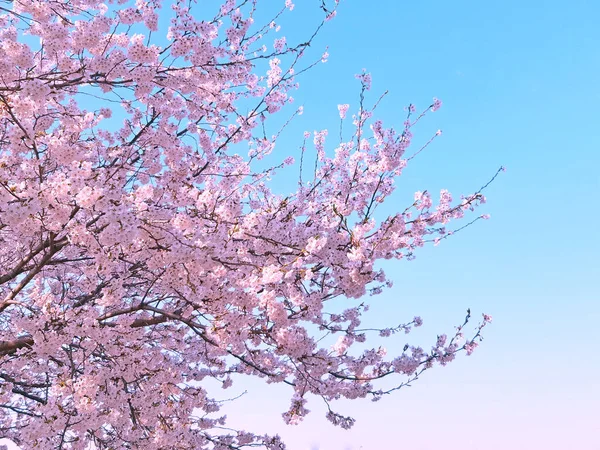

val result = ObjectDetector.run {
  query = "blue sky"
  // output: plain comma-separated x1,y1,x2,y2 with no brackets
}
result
2,0,599,449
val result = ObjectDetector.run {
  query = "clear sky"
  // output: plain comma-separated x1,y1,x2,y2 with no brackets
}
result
2,0,599,449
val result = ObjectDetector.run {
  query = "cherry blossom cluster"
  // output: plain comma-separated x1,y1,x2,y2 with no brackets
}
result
0,0,497,448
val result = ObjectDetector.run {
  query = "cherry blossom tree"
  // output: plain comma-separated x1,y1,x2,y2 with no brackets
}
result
0,0,498,448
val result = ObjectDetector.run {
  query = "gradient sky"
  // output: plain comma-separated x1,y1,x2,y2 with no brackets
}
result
2,0,599,449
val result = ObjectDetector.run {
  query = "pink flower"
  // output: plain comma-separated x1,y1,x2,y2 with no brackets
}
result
332,335,352,355
0,2,496,446
273,37,286,52
464,341,479,355
99,108,112,118
355,70,372,90
337,104,349,119
262,265,284,283
306,236,327,254
436,334,447,347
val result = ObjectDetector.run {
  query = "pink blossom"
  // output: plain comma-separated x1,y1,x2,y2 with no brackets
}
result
325,11,337,21
338,103,349,119
274,37,286,52
306,235,327,253
464,341,479,355
0,2,495,447
355,69,372,90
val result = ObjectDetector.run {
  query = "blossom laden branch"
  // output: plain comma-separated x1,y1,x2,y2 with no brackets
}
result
0,0,498,447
